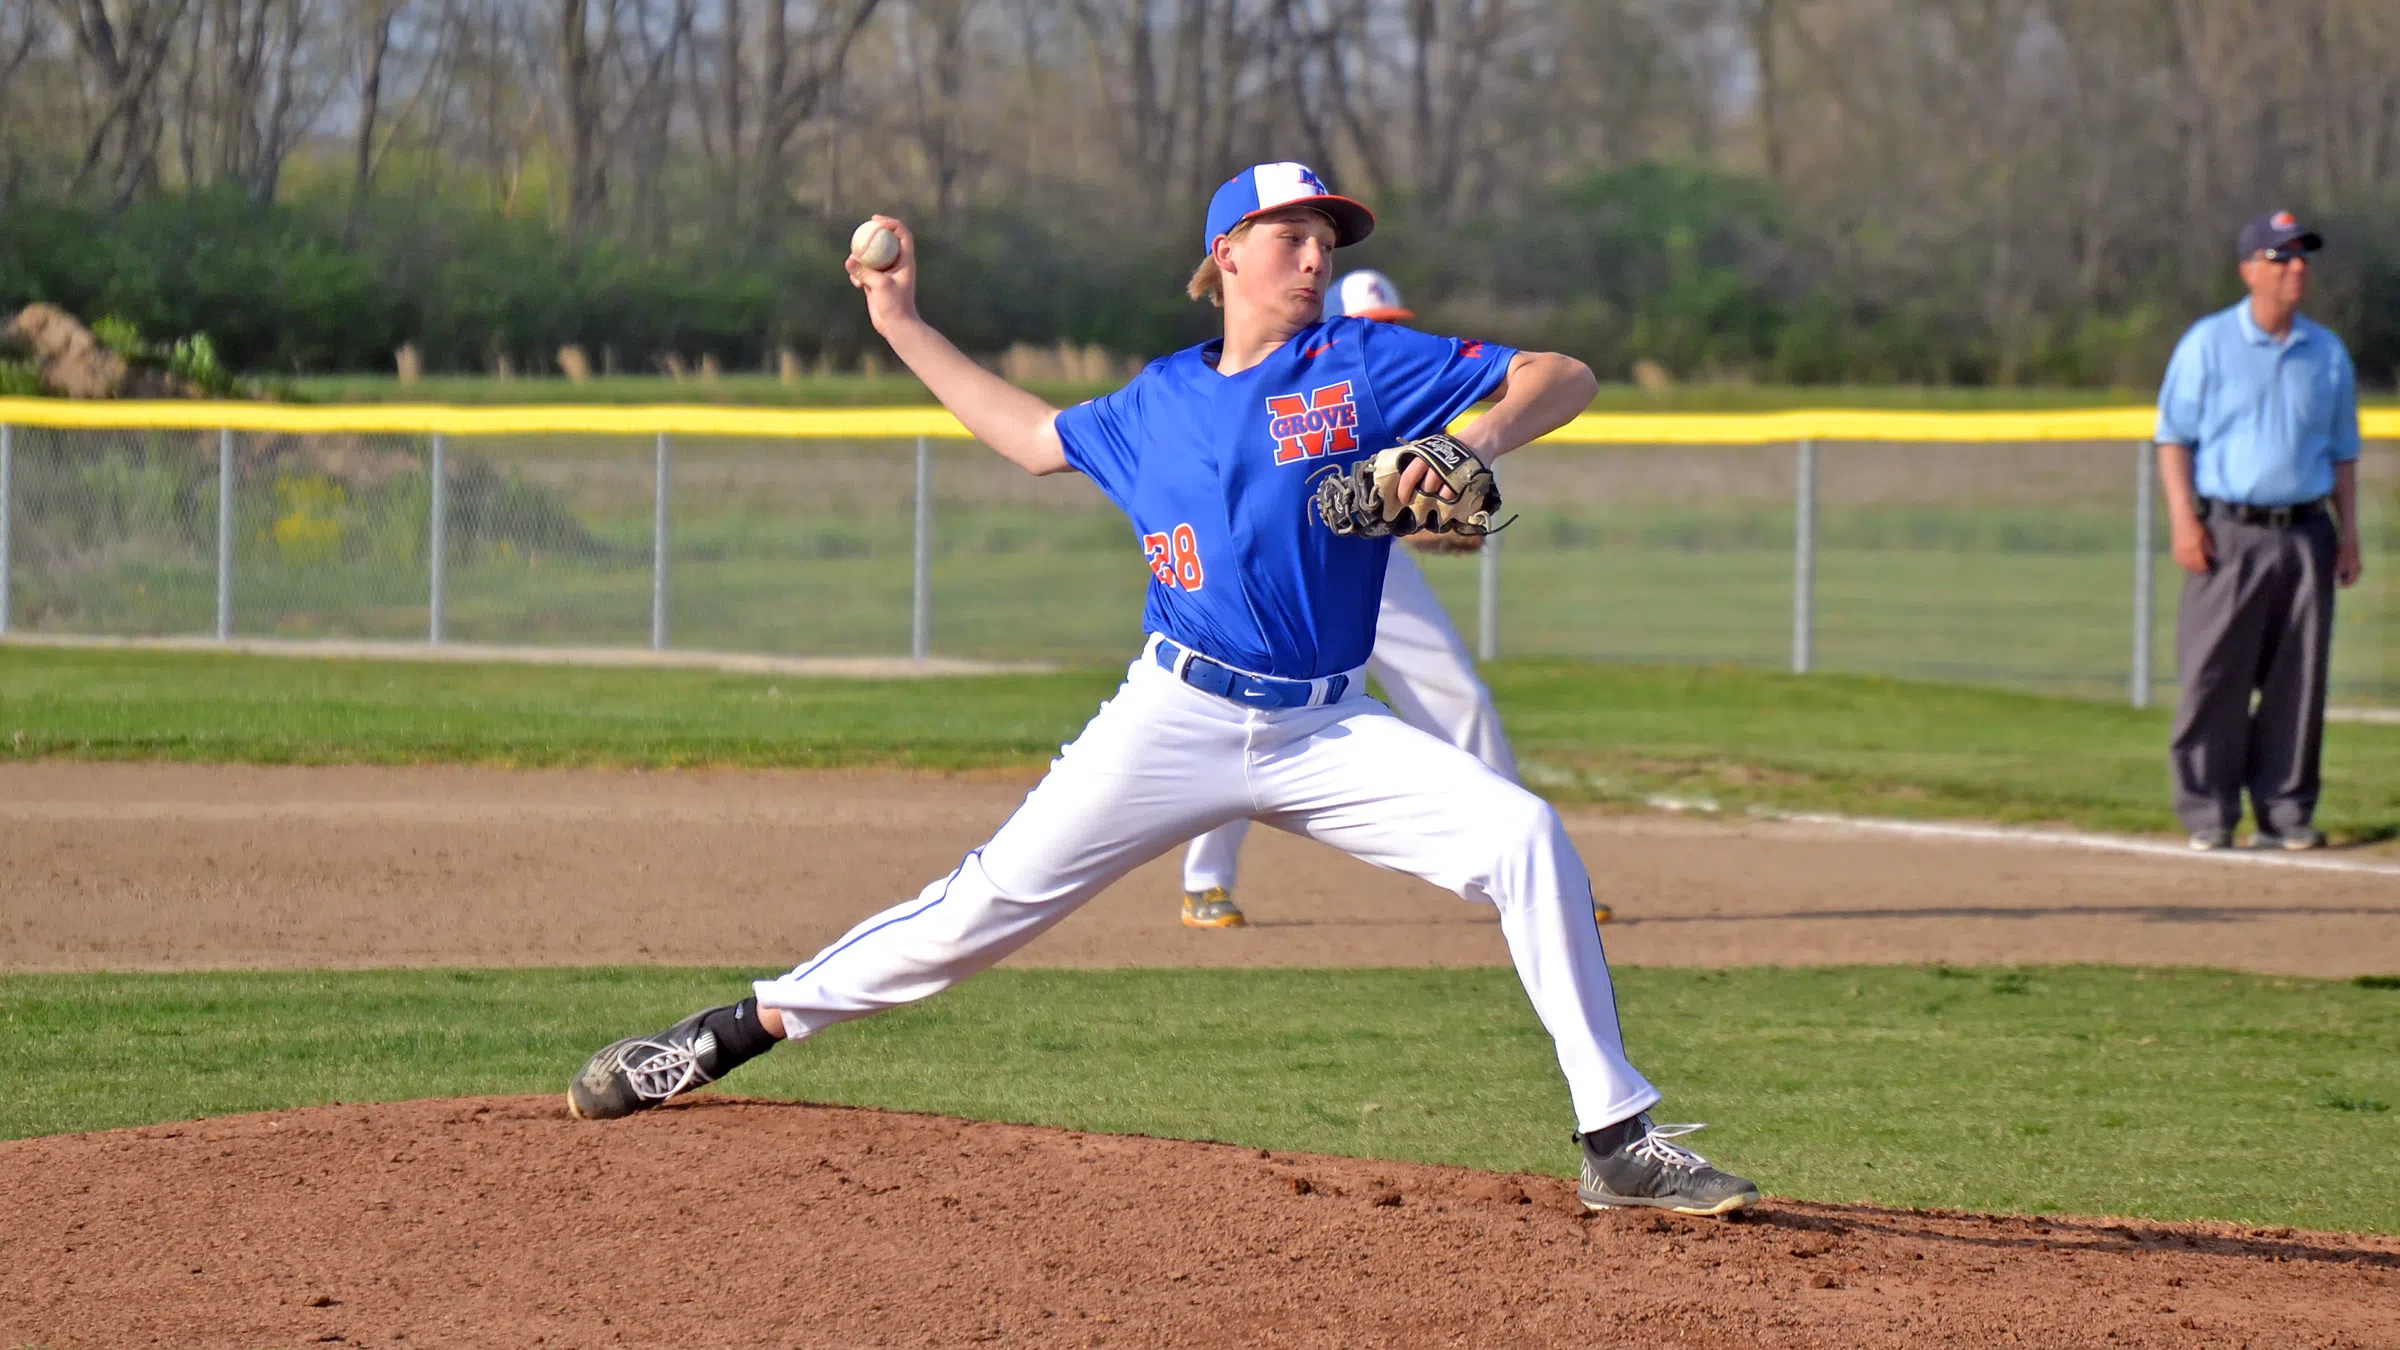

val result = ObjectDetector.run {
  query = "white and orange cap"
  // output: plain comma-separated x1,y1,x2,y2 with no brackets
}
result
1328,270,1413,322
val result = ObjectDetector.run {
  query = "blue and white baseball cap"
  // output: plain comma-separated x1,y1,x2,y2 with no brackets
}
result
1202,162,1375,258
1329,269,1412,321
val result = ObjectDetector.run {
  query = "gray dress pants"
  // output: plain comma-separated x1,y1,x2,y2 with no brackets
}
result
2168,510,2338,834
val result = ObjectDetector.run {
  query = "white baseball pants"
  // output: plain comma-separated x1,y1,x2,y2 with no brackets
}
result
1183,547,1515,893
753,637,1661,1132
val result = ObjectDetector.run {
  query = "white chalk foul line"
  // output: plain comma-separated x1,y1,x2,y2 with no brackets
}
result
1758,810,2400,879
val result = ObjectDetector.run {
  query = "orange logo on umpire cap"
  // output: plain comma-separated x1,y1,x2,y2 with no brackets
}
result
1266,381,1359,464
2271,210,2297,230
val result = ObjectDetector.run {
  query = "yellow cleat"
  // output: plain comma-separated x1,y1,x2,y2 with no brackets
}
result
1182,887,1248,929
1593,903,1615,925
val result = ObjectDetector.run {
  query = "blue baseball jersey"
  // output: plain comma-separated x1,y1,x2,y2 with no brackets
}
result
1054,315,1516,679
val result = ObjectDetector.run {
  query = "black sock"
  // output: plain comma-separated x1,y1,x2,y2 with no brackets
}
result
1581,1114,1647,1154
697,997,779,1077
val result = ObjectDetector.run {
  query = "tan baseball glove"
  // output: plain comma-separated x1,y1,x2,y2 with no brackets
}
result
1313,432,1509,539
1406,531,1486,555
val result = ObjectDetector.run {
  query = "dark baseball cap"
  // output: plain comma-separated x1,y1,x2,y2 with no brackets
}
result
2237,209,2322,258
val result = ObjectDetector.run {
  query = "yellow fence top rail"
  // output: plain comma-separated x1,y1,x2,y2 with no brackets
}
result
1,397,2395,443
0,400,967,439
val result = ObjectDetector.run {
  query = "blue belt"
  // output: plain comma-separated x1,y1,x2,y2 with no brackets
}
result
1152,638,1351,710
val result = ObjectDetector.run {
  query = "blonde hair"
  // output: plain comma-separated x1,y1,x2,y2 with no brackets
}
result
1186,220,1256,306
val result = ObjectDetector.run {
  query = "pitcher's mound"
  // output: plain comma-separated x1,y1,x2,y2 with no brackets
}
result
4,1097,2392,1348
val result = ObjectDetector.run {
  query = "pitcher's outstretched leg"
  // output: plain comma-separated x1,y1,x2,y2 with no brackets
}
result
567,656,1251,1114
568,997,781,1120
1264,704,1758,1214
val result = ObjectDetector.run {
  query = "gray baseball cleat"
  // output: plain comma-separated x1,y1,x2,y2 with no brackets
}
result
569,1004,743,1120
1576,1114,1760,1216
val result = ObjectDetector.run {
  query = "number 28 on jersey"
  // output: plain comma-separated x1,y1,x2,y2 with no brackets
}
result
1143,524,1206,592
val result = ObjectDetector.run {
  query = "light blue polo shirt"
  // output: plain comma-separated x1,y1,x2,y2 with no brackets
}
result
2154,301,2360,507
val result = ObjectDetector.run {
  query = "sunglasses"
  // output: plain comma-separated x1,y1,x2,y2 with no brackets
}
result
2255,246,2314,264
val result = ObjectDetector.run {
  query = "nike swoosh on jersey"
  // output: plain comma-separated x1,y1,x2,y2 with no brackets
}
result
1302,338,1342,359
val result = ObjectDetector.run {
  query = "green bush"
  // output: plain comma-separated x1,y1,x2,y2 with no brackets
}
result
7,170,2400,388
88,315,146,358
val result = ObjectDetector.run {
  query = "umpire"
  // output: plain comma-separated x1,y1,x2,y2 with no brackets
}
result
2155,209,2365,851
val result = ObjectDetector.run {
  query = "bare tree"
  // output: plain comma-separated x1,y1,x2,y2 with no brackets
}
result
48,0,195,203
753,0,883,223
1398,0,1525,215
349,0,402,225
0,5,54,200
417,0,541,209
0,5,48,111
557,0,608,230
623,0,697,244
678,0,881,228
11,0,2400,385
892,0,979,215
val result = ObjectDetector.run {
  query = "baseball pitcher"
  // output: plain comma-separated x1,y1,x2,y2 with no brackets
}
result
566,163,1758,1216
1175,268,1611,931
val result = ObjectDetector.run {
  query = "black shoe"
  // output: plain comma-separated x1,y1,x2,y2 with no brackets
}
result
2251,825,2326,851
2188,828,2233,852
569,1005,743,1121
1577,1114,1760,1216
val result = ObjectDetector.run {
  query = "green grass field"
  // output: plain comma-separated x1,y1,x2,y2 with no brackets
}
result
6,965,2395,1232
8,646,2398,1232
6,645,2398,837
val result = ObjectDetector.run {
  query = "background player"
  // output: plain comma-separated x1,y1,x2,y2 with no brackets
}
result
566,162,1758,1216
1177,268,1612,931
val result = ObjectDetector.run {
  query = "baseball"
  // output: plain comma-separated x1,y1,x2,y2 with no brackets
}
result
850,220,901,271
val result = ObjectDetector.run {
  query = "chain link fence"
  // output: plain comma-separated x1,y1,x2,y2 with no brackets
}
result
0,421,2391,703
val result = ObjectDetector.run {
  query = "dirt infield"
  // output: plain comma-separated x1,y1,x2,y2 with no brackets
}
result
4,1095,2393,1350
9,761,2400,1345
4,761,2396,976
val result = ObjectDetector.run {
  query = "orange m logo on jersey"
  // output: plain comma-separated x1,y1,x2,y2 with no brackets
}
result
1265,381,1360,464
